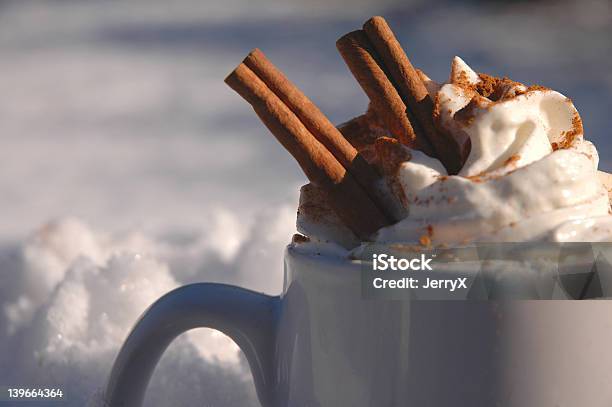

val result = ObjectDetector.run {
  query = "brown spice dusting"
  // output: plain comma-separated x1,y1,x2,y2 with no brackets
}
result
419,234,432,247
337,111,378,152
358,146,379,164
467,173,486,183
454,70,471,89
432,92,443,123
459,72,531,102
419,223,441,244
374,136,412,175
504,154,521,166
475,73,499,99
297,183,334,223
553,112,583,150
525,84,550,93
454,96,484,126
373,136,412,207
337,108,394,164
475,73,520,101
292,233,310,244
467,170,508,183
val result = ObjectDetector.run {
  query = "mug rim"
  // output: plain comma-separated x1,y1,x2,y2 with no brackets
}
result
284,242,609,300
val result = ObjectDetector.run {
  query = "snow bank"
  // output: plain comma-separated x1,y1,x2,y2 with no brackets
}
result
0,208,295,406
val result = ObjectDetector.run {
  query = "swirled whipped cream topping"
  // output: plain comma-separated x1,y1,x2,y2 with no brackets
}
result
297,57,612,249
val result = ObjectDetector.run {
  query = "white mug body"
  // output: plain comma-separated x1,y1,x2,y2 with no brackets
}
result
274,244,612,407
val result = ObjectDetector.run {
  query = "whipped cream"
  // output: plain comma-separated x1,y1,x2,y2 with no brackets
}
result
377,57,612,244
297,57,612,248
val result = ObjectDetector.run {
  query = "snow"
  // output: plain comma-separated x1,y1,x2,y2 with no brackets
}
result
1,213,295,406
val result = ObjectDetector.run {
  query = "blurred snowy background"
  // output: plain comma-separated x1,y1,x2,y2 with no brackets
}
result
0,0,610,405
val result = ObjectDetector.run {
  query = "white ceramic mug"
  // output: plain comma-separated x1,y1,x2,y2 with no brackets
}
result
104,244,612,406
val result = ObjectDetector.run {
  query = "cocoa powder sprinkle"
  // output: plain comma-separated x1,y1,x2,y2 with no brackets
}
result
504,154,521,166
474,73,522,101
525,84,550,93
454,96,485,126
419,234,432,247
553,113,583,150
292,233,311,244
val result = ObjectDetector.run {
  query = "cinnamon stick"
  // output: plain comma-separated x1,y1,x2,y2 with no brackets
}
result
243,48,400,221
336,30,433,154
225,63,388,238
244,49,358,173
362,16,464,174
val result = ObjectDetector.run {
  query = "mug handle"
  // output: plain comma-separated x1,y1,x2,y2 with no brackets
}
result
104,283,279,407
